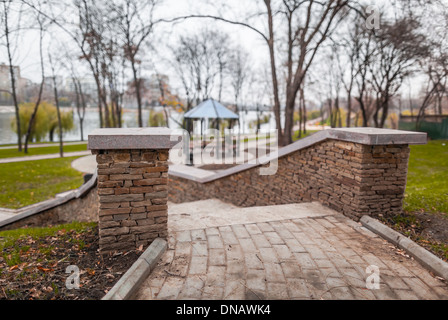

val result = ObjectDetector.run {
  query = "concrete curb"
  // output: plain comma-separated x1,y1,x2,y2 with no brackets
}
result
360,215,448,281
0,171,98,230
102,238,167,300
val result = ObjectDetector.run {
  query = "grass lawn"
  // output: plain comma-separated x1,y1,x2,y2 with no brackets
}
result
293,129,318,142
0,221,95,255
0,143,87,159
381,139,448,261
0,156,85,209
404,140,448,215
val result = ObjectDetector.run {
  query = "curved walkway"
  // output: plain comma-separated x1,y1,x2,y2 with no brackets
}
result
135,200,448,300
0,151,91,164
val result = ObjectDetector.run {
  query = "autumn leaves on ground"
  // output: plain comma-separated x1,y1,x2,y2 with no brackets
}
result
0,222,141,300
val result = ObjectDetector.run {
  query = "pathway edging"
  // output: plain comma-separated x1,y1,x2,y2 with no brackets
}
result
102,238,167,300
360,215,448,281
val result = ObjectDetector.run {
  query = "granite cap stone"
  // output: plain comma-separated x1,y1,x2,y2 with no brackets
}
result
88,128,181,150
328,127,427,145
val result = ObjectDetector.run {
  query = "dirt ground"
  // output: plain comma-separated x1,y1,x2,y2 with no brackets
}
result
0,225,141,300
380,211,448,262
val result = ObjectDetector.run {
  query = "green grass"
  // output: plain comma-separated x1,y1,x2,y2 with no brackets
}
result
0,221,97,263
0,143,87,159
292,130,318,142
404,140,448,216
0,156,85,209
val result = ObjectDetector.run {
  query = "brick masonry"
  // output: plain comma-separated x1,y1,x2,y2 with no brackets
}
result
92,149,170,254
169,140,411,221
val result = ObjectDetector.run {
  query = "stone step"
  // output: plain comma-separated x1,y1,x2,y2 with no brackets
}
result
167,199,338,232
168,199,238,215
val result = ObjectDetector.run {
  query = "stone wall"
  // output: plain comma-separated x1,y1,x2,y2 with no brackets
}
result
94,149,169,254
0,185,98,231
169,140,411,221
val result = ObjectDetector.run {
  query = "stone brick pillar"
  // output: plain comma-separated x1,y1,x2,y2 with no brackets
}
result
88,128,178,254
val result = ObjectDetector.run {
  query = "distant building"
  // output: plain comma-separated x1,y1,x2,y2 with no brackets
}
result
63,77,97,97
0,63,21,93
123,73,171,109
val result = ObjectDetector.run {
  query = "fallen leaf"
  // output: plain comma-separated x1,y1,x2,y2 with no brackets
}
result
87,269,95,276
37,266,53,273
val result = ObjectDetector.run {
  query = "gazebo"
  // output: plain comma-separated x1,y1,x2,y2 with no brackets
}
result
184,99,240,160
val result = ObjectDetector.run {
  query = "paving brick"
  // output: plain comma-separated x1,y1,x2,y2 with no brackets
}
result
264,231,285,245
412,269,448,288
371,285,399,300
281,221,303,233
203,285,224,300
304,245,327,260
179,277,205,299
205,227,220,236
286,278,310,299
281,261,302,279
292,232,315,245
189,256,208,275
175,241,191,257
314,259,335,269
251,234,272,249
293,252,317,269
225,244,244,261
176,230,191,242
266,282,289,299
231,224,250,239
273,244,293,260
224,280,246,300
220,231,239,245
264,262,286,283
156,277,185,300
190,229,206,241
191,241,207,256
402,277,441,299
257,222,275,232
244,253,264,270
226,260,245,279
207,234,224,249
209,248,226,266
245,224,262,235
258,247,278,263
238,238,257,252
283,237,307,253
206,266,226,287
394,289,420,300
246,269,266,292
340,268,367,288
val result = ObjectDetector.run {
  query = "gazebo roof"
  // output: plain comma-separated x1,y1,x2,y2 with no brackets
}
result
184,99,239,119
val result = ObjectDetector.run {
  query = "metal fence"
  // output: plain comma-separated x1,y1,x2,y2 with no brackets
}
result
399,115,448,140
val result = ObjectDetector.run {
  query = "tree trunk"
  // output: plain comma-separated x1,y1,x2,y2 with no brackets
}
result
131,60,143,128
4,4,22,152
24,26,45,154
265,1,284,146
346,91,352,128
53,77,64,157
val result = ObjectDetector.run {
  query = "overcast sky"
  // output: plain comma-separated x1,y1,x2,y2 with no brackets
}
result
2,0,432,107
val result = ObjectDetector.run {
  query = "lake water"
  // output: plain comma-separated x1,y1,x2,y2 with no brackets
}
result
0,107,276,145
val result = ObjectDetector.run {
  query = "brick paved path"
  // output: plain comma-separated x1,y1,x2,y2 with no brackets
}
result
135,200,448,300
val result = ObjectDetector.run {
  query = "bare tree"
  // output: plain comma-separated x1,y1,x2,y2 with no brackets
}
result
73,76,87,141
23,8,47,153
48,52,63,157
172,28,230,105
1,1,23,151
110,0,158,128
369,17,428,128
